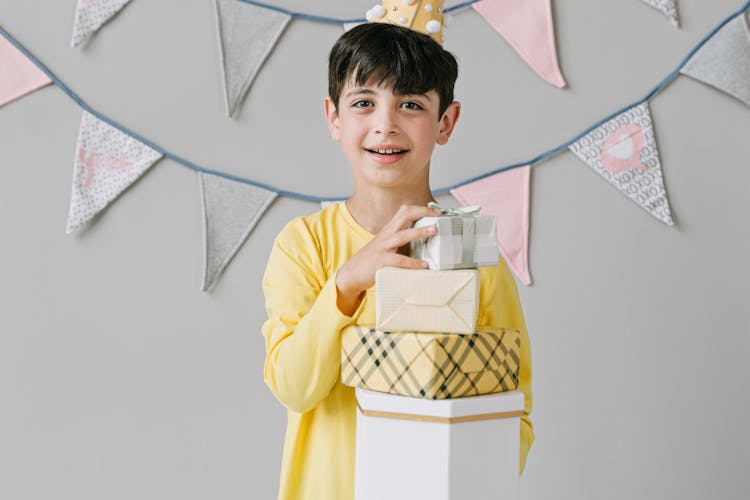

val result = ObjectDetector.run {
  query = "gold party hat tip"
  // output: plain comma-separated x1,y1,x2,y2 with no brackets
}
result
366,0,445,45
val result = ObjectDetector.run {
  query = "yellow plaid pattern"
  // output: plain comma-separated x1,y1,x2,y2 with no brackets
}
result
341,327,520,399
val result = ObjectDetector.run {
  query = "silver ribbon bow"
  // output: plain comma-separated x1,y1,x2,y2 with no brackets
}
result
427,202,481,216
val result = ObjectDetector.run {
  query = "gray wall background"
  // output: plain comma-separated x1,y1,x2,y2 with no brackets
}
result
1,1,748,499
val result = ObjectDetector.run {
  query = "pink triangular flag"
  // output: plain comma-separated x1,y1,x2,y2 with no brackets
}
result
451,166,532,285
0,35,51,107
472,0,566,88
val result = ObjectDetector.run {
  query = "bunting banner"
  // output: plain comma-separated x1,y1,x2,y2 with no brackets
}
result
2,2,749,289
451,167,532,286
66,111,163,234
199,172,277,292
214,0,292,118
568,102,674,226
679,13,750,106
0,35,51,107
472,0,566,88
640,0,680,28
71,0,133,48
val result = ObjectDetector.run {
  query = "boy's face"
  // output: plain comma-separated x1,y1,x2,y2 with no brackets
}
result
324,76,460,192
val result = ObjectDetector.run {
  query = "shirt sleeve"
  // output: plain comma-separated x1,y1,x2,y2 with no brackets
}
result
477,257,535,474
261,218,364,414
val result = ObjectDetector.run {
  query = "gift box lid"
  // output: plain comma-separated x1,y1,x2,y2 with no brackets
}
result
375,267,479,334
356,387,524,420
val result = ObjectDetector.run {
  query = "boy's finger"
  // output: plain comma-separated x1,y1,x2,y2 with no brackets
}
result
389,225,436,249
391,204,442,229
384,253,429,269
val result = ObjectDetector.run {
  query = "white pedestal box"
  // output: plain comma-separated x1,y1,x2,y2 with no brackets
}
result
354,388,524,500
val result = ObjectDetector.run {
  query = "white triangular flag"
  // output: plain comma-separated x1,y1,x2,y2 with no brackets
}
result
680,14,750,106
66,111,162,233
200,172,277,292
71,0,133,48
214,0,292,118
568,102,674,225
639,0,680,28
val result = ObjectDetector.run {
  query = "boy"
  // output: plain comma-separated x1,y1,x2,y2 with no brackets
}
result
261,22,533,500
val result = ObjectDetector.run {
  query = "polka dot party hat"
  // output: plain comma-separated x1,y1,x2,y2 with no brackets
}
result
365,0,445,45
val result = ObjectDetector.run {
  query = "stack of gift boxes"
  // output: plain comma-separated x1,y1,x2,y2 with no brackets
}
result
341,202,521,401
341,203,526,500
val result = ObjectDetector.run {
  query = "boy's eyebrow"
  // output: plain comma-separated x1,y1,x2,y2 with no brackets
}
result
344,88,376,99
344,88,432,101
409,93,432,101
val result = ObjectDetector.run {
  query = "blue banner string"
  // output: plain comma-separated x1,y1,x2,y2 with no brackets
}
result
1,0,748,202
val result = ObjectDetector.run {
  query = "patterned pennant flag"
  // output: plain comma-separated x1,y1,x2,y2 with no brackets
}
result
679,14,750,107
66,111,162,234
472,0,566,88
71,0,134,48
451,166,533,285
568,102,674,225
639,0,680,28
214,0,292,118
199,172,277,292
0,35,51,107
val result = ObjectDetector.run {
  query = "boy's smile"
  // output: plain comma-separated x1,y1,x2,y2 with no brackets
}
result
364,144,408,165
324,78,460,191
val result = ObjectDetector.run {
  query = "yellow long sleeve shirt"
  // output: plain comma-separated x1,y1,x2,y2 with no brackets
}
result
261,202,533,500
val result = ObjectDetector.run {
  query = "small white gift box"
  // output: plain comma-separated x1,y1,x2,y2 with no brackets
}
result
355,388,524,500
411,203,500,270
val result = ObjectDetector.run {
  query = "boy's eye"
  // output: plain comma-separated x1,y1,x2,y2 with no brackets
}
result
352,100,372,109
401,101,423,110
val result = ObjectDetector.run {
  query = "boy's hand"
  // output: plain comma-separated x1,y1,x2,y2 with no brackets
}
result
335,204,441,316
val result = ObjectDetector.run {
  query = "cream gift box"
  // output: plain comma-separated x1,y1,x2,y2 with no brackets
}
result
354,388,524,500
411,203,500,270
341,327,521,399
375,267,479,334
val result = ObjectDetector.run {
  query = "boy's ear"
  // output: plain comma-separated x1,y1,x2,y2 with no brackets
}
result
324,96,341,141
436,101,461,145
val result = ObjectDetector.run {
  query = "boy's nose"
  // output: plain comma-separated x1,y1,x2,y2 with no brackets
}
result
373,109,399,135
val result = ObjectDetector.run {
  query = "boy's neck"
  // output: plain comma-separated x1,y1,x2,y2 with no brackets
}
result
346,186,436,235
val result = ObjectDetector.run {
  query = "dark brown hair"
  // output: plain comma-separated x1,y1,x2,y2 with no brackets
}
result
328,22,459,118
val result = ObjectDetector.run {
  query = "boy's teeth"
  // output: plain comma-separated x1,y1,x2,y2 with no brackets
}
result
373,148,403,155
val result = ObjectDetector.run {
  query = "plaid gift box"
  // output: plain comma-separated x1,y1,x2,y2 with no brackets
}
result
410,203,499,270
341,327,520,399
375,267,479,334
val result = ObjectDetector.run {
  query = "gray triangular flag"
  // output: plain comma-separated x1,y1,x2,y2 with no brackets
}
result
680,14,750,106
639,0,680,28
71,0,133,48
200,172,277,292
214,0,291,118
568,102,674,226
66,111,162,234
